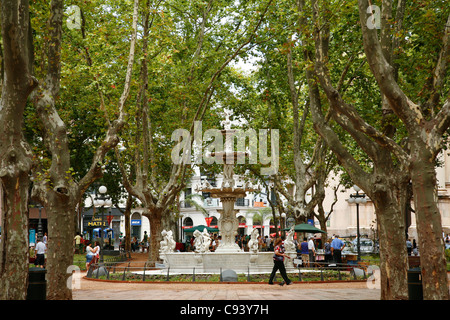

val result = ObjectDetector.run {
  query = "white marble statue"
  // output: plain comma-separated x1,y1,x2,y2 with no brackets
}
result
193,229,211,253
201,229,212,252
221,110,232,130
193,230,203,252
248,228,259,253
159,229,176,253
284,226,296,252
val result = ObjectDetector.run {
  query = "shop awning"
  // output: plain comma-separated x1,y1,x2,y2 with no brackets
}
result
283,223,326,233
183,225,219,233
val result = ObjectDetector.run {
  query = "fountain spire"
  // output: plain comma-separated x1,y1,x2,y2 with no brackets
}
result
199,110,254,252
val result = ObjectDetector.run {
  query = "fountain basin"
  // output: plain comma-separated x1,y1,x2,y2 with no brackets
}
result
161,252,297,273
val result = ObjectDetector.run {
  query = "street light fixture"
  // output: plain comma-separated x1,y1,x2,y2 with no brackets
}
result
281,212,286,237
93,185,112,264
37,204,44,240
348,185,368,261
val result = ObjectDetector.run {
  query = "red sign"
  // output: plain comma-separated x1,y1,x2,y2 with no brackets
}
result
205,217,213,227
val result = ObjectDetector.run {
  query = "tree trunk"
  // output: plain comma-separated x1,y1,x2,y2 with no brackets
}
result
373,188,409,300
145,208,163,264
44,196,75,300
124,194,133,252
0,0,37,300
410,147,449,300
0,174,30,300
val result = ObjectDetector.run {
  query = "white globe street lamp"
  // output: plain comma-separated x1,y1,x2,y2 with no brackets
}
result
99,185,107,194
94,185,111,264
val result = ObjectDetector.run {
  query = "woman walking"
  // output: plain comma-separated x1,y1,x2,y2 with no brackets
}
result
268,237,292,286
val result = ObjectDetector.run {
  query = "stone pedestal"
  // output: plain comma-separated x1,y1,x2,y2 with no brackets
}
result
215,196,242,253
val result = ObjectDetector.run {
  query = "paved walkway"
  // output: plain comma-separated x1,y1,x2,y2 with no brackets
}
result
71,253,447,305
72,273,381,300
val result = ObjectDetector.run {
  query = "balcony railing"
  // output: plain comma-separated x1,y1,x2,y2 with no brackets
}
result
180,197,250,208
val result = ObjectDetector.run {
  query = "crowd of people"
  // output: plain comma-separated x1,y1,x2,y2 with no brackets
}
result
78,229,450,272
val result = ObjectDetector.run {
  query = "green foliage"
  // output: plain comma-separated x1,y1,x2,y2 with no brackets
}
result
16,0,450,209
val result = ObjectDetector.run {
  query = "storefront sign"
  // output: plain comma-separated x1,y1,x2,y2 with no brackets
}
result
87,216,108,227
131,219,141,226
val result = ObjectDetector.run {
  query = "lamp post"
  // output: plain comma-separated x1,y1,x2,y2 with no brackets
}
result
348,185,367,261
281,212,286,237
37,205,43,240
93,185,112,264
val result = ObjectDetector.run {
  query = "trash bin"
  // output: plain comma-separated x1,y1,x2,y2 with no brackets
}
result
407,267,423,300
27,267,47,300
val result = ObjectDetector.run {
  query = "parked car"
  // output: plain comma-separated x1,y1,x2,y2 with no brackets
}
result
351,238,374,254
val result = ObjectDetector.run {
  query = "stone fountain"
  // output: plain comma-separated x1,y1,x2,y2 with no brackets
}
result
159,112,296,273
198,111,255,252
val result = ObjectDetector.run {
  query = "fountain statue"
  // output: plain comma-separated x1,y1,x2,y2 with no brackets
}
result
247,228,260,254
160,230,176,254
284,226,296,252
193,228,212,253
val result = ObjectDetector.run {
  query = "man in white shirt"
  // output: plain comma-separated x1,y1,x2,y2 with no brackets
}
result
34,237,47,268
308,237,316,263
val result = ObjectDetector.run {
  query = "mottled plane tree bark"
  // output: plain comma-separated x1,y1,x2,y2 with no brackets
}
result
0,0,38,300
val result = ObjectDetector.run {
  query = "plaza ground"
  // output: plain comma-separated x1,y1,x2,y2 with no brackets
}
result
72,253,450,303
72,252,382,300
73,277,381,300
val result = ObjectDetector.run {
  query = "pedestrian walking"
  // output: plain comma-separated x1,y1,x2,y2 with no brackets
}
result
268,238,292,286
